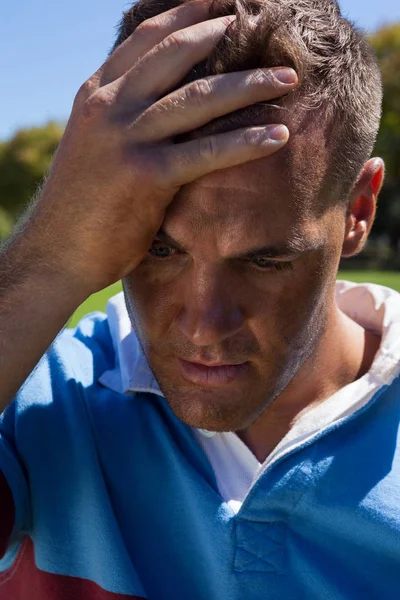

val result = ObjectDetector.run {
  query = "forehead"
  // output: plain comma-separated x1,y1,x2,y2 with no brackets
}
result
164,145,328,249
167,107,336,235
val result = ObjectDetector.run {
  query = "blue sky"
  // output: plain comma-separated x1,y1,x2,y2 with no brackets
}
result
1,0,399,140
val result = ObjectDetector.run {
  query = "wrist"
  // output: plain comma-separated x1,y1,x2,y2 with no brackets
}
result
0,229,90,314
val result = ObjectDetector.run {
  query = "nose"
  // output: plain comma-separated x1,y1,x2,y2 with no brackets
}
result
175,265,245,346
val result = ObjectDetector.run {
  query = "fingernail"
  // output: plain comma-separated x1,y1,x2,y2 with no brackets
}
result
266,124,289,142
273,68,298,85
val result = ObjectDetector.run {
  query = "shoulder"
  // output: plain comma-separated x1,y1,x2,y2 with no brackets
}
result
11,311,117,417
60,311,116,385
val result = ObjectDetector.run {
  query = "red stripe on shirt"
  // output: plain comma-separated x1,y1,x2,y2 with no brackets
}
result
0,536,146,600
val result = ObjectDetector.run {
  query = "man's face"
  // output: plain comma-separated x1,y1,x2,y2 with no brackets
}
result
123,135,348,432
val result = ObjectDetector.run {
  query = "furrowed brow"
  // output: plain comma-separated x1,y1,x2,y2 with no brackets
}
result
236,227,325,258
155,228,186,251
236,241,320,260
155,228,321,259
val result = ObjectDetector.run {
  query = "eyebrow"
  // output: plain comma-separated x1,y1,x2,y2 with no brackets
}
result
155,228,321,260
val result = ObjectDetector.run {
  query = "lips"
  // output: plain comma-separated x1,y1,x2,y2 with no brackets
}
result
178,358,250,386
185,360,245,367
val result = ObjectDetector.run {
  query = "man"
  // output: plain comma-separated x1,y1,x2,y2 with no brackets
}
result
0,0,397,597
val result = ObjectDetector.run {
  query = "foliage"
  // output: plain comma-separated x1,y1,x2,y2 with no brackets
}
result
371,23,400,179
0,122,64,224
369,24,400,248
0,207,14,239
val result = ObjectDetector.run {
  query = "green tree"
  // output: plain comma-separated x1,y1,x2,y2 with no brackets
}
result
369,23,400,251
0,122,64,227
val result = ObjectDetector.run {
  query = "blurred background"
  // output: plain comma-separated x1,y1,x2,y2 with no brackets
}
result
0,0,399,325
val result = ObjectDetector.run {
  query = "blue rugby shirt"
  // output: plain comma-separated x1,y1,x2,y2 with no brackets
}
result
0,281,400,599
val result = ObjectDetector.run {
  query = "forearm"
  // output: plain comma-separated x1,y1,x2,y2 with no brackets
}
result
0,233,87,413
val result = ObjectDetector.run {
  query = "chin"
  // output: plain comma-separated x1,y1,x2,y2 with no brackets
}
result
149,358,291,432
170,401,254,433
158,383,272,433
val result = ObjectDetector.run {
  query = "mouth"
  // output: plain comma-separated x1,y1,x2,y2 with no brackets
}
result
178,359,250,386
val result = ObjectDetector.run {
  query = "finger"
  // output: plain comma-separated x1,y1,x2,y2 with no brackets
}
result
100,0,212,86
117,15,235,104
133,68,298,142
161,125,289,186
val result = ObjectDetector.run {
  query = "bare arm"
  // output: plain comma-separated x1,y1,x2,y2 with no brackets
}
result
0,232,87,413
0,0,297,412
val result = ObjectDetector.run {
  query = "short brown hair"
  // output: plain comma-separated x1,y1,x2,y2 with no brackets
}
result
111,0,382,201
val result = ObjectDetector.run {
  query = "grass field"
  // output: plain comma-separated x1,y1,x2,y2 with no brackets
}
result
68,271,400,328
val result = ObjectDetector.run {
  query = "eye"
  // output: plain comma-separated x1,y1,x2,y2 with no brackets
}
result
249,257,294,272
148,242,179,258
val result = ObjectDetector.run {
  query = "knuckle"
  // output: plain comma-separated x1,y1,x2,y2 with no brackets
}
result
134,18,161,38
75,78,98,104
197,135,219,162
159,30,189,54
81,88,115,120
132,147,172,191
242,128,257,148
248,68,275,89
184,78,213,107
241,129,267,158
128,148,157,178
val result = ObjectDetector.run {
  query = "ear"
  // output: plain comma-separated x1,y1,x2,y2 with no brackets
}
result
341,158,385,258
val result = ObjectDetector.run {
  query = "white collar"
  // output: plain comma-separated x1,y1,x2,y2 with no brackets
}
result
98,292,164,399
98,281,400,428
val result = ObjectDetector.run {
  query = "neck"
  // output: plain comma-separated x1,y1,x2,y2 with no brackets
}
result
237,303,381,463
